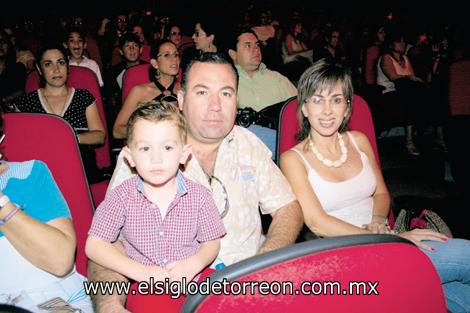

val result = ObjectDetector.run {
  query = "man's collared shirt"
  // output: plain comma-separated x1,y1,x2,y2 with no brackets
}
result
109,126,296,267
236,63,297,112
89,171,226,267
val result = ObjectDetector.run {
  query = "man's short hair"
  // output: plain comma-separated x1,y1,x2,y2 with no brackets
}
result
182,52,239,91
226,28,259,52
127,100,187,144
119,33,141,49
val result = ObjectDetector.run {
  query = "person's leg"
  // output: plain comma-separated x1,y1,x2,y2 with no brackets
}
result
246,124,277,159
405,125,420,156
422,239,470,313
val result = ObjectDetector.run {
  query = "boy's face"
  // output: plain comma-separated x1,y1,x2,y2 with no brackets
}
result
64,32,86,60
124,119,190,188
120,41,141,63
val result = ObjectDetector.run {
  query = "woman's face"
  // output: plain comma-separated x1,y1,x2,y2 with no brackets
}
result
391,37,406,54
39,49,68,87
169,26,182,47
154,42,180,77
377,27,386,42
192,23,213,52
301,82,348,138
294,23,302,34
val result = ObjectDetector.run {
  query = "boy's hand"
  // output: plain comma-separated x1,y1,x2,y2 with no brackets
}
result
166,257,202,283
134,264,170,283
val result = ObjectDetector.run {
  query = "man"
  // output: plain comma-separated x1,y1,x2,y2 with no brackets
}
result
88,53,303,312
227,30,297,157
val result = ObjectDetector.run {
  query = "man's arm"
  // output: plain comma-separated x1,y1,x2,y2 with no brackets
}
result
87,241,130,313
258,200,303,254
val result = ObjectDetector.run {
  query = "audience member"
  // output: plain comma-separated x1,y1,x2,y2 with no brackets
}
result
113,40,181,139
63,28,104,87
88,52,303,312
0,30,26,108
280,59,470,313
104,32,146,115
86,101,225,312
376,30,427,155
16,44,105,183
0,109,93,312
228,29,297,157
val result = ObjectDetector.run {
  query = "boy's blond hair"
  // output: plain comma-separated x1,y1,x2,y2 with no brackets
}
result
126,101,187,144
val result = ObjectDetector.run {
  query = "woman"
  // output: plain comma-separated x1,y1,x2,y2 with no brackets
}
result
377,31,427,156
280,59,470,313
167,24,182,50
283,21,313,64
180,19,220,72
192,19,219,53
363,25,386,86
113,40,180,139
0,110,92,312
16,44,105,183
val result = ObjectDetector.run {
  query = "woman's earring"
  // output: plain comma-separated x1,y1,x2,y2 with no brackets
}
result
156,68,161,79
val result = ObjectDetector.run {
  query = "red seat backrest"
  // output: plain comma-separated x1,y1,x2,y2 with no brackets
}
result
277,95,379,165
2,113,94,277
448,60,470,116
25,66,111,169
122,63,151,103
140,44,151,63
182,235,446,313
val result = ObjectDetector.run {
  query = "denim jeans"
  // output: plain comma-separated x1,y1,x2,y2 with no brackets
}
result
423,239,470,313
247,124,277,160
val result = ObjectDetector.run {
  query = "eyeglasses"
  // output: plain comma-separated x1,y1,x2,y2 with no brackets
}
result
207,175,229,218
309,95,349,107
157,51,180,59
171,31,181,36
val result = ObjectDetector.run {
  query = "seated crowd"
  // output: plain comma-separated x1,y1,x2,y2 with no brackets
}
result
1,5,470,313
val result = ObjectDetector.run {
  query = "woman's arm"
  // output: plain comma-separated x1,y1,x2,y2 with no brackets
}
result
112,85,145,139
285,34,297,55
0,192,76,276
350,131,391,232
79,101,106,145
280,148,371,237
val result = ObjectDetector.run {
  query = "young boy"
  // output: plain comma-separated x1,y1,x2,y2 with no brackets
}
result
86,101,226,284
63,28,104,87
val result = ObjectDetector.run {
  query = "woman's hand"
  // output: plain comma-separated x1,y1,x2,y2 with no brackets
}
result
398,229,448,251
362,222,393,234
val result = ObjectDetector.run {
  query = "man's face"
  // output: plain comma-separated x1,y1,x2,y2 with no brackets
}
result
116,15,127,32
178,62,238,145
329,31,340,48
231,32,262,73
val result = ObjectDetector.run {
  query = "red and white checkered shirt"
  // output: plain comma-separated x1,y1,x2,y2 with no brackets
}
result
88,171,226,267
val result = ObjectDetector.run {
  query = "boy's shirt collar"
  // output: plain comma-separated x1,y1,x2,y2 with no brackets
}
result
135,170,188,196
